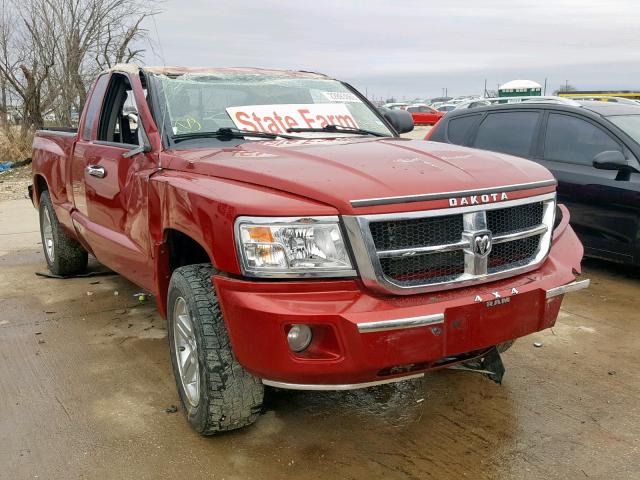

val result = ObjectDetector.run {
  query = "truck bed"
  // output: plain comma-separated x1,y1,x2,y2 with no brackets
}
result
32,129,78,212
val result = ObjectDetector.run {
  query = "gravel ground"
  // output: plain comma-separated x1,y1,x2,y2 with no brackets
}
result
0,164,32,201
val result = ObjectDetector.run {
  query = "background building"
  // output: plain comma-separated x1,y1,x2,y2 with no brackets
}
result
498,79,543,97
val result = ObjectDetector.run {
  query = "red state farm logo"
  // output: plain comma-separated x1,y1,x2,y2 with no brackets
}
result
449,192,508,207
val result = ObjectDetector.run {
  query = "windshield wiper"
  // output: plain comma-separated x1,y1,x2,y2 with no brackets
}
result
173,127,300,143
286,124,390,137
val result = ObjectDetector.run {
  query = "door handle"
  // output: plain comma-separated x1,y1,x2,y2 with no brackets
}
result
86,165,106,178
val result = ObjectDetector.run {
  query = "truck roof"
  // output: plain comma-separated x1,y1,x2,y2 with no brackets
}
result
106,63,330,79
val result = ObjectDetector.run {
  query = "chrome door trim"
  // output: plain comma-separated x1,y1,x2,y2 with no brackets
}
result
86,165,106,178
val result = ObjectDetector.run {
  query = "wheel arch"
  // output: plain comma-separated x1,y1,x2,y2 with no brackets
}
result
32,174,49,207
154,228,216,318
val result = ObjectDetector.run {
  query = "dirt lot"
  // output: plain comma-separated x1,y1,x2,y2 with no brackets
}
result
1,140,639,479
0,164,32,201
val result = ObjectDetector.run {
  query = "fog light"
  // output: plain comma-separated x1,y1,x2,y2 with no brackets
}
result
287,324,312,352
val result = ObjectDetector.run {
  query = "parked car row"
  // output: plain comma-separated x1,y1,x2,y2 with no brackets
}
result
426,98,640,266
382,95,487,126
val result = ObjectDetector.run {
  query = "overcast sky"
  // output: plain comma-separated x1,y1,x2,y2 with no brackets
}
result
142,0,640,100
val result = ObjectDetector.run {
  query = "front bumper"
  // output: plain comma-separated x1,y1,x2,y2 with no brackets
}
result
214,210,586,389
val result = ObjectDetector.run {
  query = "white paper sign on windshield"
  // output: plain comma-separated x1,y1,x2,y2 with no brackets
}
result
226,103,359,135
321,91,361,102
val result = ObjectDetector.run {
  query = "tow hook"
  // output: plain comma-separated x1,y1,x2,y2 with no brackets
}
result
450,347,506,384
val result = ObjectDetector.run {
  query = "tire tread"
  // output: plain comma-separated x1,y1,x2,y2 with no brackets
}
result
39,191,88,276
169,264,263,434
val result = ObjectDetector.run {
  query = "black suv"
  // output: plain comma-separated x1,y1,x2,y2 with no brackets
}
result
427,100,640,266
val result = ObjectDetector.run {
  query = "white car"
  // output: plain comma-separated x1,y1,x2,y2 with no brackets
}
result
436,104,457,112
382,102,410,110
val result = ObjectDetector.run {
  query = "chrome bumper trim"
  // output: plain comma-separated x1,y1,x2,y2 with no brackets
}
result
546,279,590,299
357,313,444,333
262,373,424,391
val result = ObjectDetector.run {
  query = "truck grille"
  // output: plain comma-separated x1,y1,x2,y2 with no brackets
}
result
369,214,463,250
488,234,541,273
344,193,555,294
487,202,544,235
380,250,465,286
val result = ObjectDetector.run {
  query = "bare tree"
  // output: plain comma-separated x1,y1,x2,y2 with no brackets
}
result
0,2,57,131
0,0,157,160
42,0,157,124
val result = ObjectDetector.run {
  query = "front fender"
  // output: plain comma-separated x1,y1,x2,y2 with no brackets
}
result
148,171,337,316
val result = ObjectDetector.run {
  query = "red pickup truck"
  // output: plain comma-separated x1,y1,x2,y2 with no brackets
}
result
31,65,588,435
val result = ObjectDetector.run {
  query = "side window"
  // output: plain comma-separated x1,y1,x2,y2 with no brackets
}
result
97,74,140,146
544,113,621,166
447,114,481,145
81,75,110,141
473,111,540,157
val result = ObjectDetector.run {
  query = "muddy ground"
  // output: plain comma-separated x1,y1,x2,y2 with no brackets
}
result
1,136,639,479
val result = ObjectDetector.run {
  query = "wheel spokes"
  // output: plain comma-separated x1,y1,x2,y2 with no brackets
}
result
172,297,200,407
42,209,55,261
175,313,192,342
182,350,198,382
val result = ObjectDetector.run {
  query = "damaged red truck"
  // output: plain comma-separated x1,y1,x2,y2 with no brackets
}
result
30,65,589,434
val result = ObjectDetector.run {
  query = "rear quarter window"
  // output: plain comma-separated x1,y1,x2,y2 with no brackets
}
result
473,111,540,157
446,114,481,145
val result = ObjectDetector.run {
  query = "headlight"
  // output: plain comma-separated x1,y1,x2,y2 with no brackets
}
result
235,216,355,278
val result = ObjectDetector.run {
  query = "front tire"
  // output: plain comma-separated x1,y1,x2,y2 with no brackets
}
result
167,264,264,434
39,191,88,276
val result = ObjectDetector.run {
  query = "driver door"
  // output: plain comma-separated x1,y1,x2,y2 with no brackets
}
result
71,72,157,289
537,112,640,263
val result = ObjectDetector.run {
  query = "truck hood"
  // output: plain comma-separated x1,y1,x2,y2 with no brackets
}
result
163,137,555,213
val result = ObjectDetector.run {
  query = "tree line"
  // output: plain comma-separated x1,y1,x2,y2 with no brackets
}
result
0,0,157,159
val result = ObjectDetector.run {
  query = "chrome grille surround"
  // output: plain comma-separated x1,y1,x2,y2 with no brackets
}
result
342,192,556,295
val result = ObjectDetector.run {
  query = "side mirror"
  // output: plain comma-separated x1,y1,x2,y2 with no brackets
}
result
123,122,152,159
379,107,414,134
593,150,639,181
122,142,151,159
592,150,629,171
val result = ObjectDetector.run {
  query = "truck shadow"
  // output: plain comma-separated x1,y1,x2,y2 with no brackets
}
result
582,257,640,281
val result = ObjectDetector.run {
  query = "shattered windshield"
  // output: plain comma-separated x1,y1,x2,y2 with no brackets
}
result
150,72,393,141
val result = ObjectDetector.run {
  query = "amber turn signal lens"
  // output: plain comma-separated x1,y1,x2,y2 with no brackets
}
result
245,226,274,243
